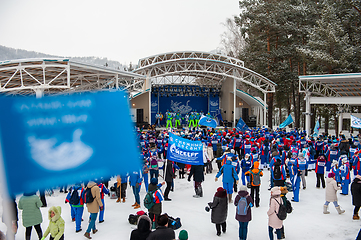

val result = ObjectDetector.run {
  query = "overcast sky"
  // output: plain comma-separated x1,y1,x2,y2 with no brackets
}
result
0,0,240,65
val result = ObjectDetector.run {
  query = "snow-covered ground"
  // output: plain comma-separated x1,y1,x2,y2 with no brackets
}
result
1,164,360,240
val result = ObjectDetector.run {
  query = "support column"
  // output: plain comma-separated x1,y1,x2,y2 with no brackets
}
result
35,88,44,99
263,92,267,127
338,110,343,135
305,92,311,136
233,78,236,127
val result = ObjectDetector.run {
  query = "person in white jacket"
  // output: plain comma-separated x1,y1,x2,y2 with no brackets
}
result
323,172,345,214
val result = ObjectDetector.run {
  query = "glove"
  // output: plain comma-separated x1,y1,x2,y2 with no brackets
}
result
65,200,67,204
100,206,104,211
236,180,239,185
215,177,218,182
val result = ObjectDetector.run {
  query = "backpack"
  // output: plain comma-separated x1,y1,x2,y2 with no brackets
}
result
144,189,157,209
128,214,139,225
83,187,94,204
250,171,261,186
282,196,293,214
273,198,287,220
236,195,250,216
69,189,80,205
273,165,281,180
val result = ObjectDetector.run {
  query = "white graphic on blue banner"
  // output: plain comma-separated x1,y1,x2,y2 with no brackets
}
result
351,115,361,129
0,91,140,195
198,115,218,128
166,133,204,165
171,100,192,114
28,129,93,171
210,100,219,107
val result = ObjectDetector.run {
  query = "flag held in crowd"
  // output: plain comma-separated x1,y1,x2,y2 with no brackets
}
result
0,91,141,196
166,133,204,165
198,115,218,128
351,115,361,129
279,114,294,128
312,118,320,137
236,117,248,132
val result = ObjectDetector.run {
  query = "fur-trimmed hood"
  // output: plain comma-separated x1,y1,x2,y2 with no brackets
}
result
48,206,61,222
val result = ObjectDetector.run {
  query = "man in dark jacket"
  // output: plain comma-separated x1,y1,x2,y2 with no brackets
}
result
351,175,361,220
188,164,205,198
146,214,175,240
163,160,175,201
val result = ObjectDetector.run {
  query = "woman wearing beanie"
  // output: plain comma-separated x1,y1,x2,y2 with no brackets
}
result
267,187,283,240
323,172,345,214
234,185,253,240
207,187,228,236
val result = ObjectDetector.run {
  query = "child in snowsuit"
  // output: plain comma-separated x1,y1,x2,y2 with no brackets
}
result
41,206,65,240
323,172,345,214
208,187,228,236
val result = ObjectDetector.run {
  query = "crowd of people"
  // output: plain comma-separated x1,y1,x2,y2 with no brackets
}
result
2,124,361,240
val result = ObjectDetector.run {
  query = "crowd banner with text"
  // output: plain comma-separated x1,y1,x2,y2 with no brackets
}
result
166,133,204,165
279,114,294,128
0,91,140,195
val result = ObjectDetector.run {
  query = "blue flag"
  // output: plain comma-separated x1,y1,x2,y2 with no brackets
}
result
236,117,248,132
279,114,293,128
166,133,204,165
312,118,320,137
198,115,218,128
351,115,361,129
0,91,141,195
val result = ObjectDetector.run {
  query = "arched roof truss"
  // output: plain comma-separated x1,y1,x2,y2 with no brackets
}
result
134,51,276,94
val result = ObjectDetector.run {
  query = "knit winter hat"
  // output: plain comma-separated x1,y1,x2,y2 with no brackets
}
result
254,161,260,169
328,172,335,178
179,230,188,240
239,185,247,191
150,178,158,185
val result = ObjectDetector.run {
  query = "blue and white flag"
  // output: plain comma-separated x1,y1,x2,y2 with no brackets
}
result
279,114,293,128
166,133,204,165
312,118,320,137
0,91,140,195
198,115,218,128
351,115,361,129
236,117,248,132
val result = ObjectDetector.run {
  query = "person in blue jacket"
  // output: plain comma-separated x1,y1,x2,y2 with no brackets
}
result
97,180,109,223
215,158,239,203
129,170,143,209
287,152,301,202
339,157,351,195
241,154,252,186
65,183,84,233
298,152,308,190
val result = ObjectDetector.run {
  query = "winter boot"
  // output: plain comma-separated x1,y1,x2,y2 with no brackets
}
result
116,198,120,203
323,205,330,214
336,206,345,214
198,187,203,197
134,203,141,209
228,194,233,203
353,214,360,220
122,197,125,203
84,232,92,239
131,203,137,207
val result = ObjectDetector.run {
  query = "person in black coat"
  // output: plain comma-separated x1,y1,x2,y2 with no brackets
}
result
163,160,175,201
351,175,361,220
130,215,152,240
146,214,175,240
188,164,205,198
207,187,228,236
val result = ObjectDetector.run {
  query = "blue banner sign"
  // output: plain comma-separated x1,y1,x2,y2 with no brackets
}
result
166,133,204,165
0,91,140,195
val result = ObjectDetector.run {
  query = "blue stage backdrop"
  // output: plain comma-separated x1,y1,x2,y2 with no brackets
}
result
151,94,219,124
